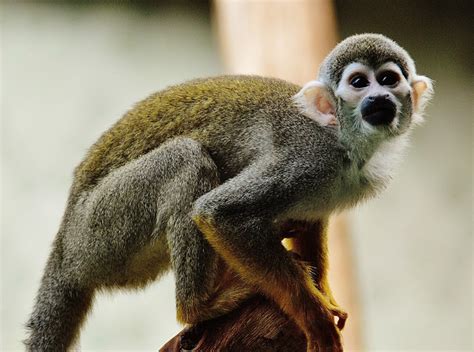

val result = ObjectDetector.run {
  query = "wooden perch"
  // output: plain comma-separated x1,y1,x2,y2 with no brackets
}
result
159,294,306,352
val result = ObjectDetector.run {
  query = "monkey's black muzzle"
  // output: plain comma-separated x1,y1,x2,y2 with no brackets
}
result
361,95,396,126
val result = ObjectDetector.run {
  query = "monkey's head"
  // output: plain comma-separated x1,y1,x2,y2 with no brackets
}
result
294,33,433,140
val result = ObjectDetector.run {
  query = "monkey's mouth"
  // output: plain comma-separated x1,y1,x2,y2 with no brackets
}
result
361,98,397,126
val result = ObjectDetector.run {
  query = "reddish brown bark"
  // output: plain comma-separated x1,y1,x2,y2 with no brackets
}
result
160,294,306,352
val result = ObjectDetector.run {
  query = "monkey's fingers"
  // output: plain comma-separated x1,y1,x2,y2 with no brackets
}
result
323,300,347,331
331,308,348,330
317,292,347,332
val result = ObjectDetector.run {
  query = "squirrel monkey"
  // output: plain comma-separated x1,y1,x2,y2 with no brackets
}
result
25,34,432,351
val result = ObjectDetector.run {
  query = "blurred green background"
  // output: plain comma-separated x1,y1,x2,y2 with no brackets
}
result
1,1,472,350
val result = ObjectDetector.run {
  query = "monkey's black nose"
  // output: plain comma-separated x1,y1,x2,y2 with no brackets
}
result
361,95,396,126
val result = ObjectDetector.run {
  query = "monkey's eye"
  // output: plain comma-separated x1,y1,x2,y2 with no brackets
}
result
377,71,400,86
349,75,370,88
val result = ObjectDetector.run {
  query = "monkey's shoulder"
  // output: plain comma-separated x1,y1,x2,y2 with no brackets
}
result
274,124,347,187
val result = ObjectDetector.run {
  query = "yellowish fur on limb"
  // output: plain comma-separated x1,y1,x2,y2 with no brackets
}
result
167,217,344,351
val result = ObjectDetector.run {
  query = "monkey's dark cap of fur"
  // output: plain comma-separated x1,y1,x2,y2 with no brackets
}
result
319,33,416,89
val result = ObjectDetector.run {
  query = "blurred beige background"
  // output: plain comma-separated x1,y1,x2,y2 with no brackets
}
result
1,1,472,351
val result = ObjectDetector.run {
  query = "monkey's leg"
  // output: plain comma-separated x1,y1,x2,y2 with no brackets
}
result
80,136,251,322
192,164,342,352
172,218,254,325
80,136,250,324
285,220,348,330
25,137,234,351
160,142,253,324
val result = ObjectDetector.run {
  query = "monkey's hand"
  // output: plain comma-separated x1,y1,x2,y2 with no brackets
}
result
317,277,348,331
323,296,348,331
286,260,342,351
293,264,347,332
288,252,347,331
284,219,347,333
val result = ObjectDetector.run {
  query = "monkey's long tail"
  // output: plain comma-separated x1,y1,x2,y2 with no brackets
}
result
24,240,93,352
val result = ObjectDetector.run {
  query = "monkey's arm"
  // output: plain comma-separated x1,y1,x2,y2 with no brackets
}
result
192,157,342,351
284,220,347,330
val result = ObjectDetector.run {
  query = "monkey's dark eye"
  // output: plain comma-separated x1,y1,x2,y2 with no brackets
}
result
377,71,400,86
349,75,370,88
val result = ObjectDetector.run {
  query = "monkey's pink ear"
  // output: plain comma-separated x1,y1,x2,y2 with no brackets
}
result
293,81,337,127
411,75,433,123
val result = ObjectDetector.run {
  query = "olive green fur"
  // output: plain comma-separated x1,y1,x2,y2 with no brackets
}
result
73,75,301,194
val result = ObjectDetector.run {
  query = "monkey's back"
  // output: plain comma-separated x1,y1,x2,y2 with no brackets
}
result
74,76,300,191
72,75,318,196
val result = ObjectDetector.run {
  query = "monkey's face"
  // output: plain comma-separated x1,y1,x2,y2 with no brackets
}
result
335,61,414,136
294,59,432,140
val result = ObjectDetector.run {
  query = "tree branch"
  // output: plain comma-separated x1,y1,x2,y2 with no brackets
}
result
160,294,306,352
